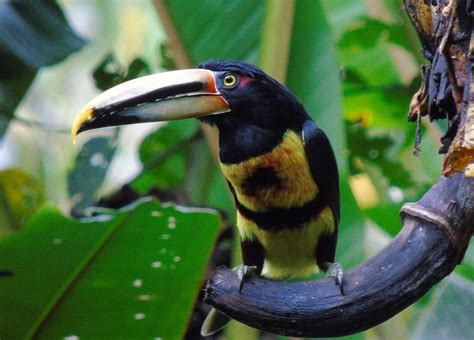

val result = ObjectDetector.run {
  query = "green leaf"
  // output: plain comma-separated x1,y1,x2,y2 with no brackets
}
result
286,0,346,171
158,41,177,70
455,239,474,281
0,199,220,339
132,119,199,192
0,169,44,234
67,135,118,216
92,54,125,91
340,44,401,87
346,121,414,189
125,58,152,80
339,18,411,52
344,85,413,128
0,0,86,138
0,1,86,69
411,274,474,339
339,19,392,50
323,1,404,88
92,53,152,91
0,67,35,137
164,0,265,65
184,138,235,218
321,0,367,40
364,203,404,237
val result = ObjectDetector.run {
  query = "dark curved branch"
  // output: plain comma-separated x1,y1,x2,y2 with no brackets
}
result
203,173,474,337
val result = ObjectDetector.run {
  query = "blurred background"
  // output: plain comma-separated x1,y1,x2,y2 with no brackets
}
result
0,0,473,339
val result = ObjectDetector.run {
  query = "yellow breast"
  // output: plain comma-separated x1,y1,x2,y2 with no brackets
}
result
220,129,335,280
220,130,318,212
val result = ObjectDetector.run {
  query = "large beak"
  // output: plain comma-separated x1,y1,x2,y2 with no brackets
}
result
71,69,229,143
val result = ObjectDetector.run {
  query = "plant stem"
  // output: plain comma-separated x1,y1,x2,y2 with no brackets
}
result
258,0,296,84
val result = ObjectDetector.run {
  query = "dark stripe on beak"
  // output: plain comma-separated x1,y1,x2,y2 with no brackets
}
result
72,69,230,142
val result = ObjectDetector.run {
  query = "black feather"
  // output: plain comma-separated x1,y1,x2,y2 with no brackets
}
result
302,120,340,265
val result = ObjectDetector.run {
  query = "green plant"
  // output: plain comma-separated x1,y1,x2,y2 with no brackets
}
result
1,1,472,339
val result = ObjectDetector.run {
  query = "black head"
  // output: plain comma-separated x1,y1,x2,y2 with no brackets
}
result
72,59,310,163
197,60,309,133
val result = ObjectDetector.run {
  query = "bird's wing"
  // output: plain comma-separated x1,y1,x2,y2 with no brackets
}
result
302,120,340,265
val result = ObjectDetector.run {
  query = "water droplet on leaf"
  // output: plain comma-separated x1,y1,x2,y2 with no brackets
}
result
138,294,152,301
134,313,146,320
151,261,162,268
64,335,79,340
89,152,108,168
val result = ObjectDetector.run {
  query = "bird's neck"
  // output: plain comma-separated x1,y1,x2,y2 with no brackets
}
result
216,122,285,164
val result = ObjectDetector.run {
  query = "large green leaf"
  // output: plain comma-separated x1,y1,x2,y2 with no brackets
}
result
321,0,367,40
0,199,220,339
68,135,118,216
411,274,474,339
0,0,86,137
164,0,264,65
286,0,346,170
0,1,85,69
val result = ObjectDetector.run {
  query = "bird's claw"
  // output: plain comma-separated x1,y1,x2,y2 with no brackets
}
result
325,262,344,295
236,265,258,293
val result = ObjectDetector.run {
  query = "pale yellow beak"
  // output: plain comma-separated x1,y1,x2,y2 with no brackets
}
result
71,69,229,143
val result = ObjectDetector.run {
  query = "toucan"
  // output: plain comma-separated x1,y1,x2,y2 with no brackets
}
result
72,60,343,336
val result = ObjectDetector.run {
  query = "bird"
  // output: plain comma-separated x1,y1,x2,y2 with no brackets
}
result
72,60,343,336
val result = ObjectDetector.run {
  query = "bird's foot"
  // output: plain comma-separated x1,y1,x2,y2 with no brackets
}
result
236,265,258,293
325,262,344,295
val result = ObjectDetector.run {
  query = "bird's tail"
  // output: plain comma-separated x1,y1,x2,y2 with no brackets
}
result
200,308,231,336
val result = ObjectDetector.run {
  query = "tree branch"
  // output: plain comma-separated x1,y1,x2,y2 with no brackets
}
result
203,173,473,337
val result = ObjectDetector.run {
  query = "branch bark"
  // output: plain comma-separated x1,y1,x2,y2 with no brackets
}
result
204,173,473,337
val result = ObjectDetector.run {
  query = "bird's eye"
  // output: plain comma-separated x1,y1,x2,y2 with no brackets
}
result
223,74,238,88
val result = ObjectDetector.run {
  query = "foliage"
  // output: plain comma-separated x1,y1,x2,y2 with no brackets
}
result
68,53,152,215
68,135,117,216
0,0,85,137
132,119,199,192
0,0,473,339
0,199,220,339
0,169,44,233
